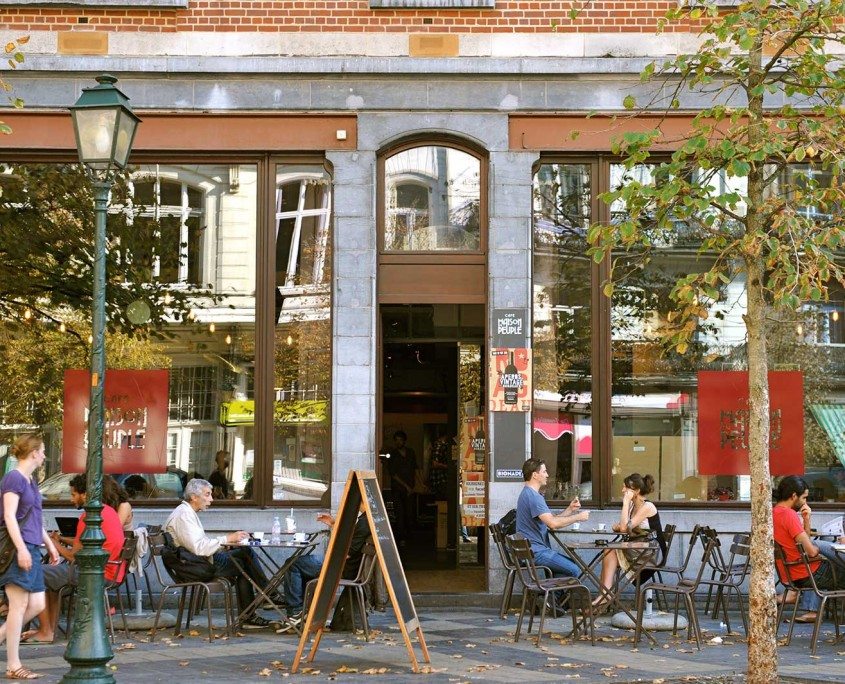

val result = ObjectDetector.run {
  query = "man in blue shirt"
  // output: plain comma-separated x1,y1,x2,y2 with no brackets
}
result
516,458,588,577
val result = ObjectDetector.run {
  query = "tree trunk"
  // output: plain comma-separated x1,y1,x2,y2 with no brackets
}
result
744,257,778,684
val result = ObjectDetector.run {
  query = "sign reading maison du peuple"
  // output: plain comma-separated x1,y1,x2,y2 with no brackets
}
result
62,369,169,474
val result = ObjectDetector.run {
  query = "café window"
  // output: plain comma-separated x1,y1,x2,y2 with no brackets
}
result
532,162,595,501
383,144,482,252
273,164,333,505
532,158,845,505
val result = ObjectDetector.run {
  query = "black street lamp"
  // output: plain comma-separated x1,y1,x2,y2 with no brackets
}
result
64,74,140,684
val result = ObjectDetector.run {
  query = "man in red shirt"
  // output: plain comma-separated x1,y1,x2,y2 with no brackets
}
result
22,474,125,643
773,475,845,624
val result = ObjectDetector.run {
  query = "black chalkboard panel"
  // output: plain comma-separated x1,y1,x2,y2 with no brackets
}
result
293,470,429,673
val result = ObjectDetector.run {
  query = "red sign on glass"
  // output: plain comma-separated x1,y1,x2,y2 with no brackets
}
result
697,370,803,476
62,369,170,474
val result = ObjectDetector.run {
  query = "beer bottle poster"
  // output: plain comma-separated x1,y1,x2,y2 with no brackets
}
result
489,347,531,412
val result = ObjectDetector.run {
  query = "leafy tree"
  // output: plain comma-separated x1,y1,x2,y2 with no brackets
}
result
582,1,845,680
0,36,27,135
0,163,203,338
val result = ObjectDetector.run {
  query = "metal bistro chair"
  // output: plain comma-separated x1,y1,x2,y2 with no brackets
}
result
796,541,845,655
303,542,379,640
489,523,519,619
147,532,236,643
634,526,717,650
505,534,594,647
699,532,751,636
774,541,814,646
59,534,138,642
631,523,675,611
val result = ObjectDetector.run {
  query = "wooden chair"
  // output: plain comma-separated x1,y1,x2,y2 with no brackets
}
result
796,541,845,655
699,532,751,636
631,523,675,610
634,526,717,650
303,542,379,639
147,531,236,643
505,534,594,647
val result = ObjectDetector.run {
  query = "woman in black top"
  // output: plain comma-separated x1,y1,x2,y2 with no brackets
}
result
593,473,666,610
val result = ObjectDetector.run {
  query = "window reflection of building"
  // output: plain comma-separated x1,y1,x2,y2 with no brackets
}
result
532,158,845,504
273,165,333,503
384,145,481,252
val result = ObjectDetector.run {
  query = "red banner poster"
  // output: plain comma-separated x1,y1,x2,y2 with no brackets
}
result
697,370,803,476
488,347,532,412
62,369,170,474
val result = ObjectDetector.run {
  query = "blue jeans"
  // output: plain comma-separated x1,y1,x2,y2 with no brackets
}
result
533,546,579,578
283,554,324,616
796,540,845,611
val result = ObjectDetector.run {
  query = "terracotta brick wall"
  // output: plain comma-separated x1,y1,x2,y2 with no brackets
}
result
0,1,693,34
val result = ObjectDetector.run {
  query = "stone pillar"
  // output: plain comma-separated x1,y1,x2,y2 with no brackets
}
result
327,150,378,509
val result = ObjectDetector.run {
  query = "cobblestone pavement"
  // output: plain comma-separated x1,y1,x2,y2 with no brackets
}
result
8,607,845,683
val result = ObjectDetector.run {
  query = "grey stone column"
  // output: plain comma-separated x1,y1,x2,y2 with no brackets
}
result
327,150,378,509
487,150,538,595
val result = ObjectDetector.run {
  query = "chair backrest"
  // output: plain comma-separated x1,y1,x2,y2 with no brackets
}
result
681,527,718,587
504,533,548,589
656,523,676,568
106,534,138,586
796,541,843,596
351,542,378,585
489,523,516,571
727,533,751,576
673,523,703,575
773,540,804,591
146,531,173,585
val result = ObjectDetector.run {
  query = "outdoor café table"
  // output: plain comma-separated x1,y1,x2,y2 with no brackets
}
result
221,533,325,631
550,532,660,645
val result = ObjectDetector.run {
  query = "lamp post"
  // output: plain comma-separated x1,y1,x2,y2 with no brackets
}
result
64,74,140,684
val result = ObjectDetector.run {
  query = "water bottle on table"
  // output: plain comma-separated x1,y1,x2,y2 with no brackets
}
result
271,515,282,544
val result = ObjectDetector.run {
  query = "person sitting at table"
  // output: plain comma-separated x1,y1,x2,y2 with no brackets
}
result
278,507,371,634
164,478,277,630
103,475,134,531
773,475,845,624
593,473,666,612
23,474,125,644
516,458,589,578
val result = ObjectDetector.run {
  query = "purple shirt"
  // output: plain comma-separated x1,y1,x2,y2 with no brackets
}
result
0,470,43,545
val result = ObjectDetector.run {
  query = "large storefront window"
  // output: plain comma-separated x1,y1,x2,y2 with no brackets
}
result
383,145,481,252
532,163,594,501
0,162,332,503
532,158,845,505
273,164,332,504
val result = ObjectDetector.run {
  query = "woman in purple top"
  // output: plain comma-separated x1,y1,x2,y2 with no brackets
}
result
0,434,59,680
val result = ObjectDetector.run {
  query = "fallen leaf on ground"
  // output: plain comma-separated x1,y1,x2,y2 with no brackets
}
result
257,669,272,677
178,661,189,667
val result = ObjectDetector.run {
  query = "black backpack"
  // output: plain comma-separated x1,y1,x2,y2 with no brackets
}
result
160,531,217,582
498,508,517,536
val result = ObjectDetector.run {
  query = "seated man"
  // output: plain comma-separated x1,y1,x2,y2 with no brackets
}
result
164,478,276,629
279,508,371,633
516,458,589,578
773,475,845,623
24,474,125,644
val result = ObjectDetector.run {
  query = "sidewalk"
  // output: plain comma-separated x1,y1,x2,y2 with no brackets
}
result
10,606,845,683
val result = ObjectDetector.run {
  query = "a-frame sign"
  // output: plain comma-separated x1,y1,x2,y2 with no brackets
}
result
292,470,430,673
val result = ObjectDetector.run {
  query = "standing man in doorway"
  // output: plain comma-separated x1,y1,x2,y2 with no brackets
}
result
385,430,417,547
516,458,588,577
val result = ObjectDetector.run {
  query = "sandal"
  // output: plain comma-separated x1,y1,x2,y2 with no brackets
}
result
794,612,818,624
6,667,42,680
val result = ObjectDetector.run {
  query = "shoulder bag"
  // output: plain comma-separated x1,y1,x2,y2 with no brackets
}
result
0,507,34,574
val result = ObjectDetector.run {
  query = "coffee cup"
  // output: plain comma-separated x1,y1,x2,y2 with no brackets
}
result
571,522,581,531
597,523,607,532
294,532,307,543
253,532,265,543
285,516,296,533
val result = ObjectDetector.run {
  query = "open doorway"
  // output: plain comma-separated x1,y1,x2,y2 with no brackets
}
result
379,304,486,593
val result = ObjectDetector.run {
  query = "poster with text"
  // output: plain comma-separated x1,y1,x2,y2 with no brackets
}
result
489,347,531,412
62,369,170,474
697,370,803,476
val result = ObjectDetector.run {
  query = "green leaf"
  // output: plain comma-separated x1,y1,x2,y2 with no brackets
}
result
623,95,637,110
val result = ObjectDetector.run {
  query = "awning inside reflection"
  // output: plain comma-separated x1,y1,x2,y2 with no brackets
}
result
810,404,845,468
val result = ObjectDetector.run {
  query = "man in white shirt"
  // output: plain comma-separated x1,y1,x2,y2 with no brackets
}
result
164,478,276,629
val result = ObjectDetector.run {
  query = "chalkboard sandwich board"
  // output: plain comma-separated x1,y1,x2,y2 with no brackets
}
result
292,470,430,673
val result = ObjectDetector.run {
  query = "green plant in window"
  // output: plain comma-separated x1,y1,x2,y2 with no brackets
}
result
579,2,845,680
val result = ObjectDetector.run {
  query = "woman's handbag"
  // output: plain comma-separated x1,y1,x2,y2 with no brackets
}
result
0,507,34,574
